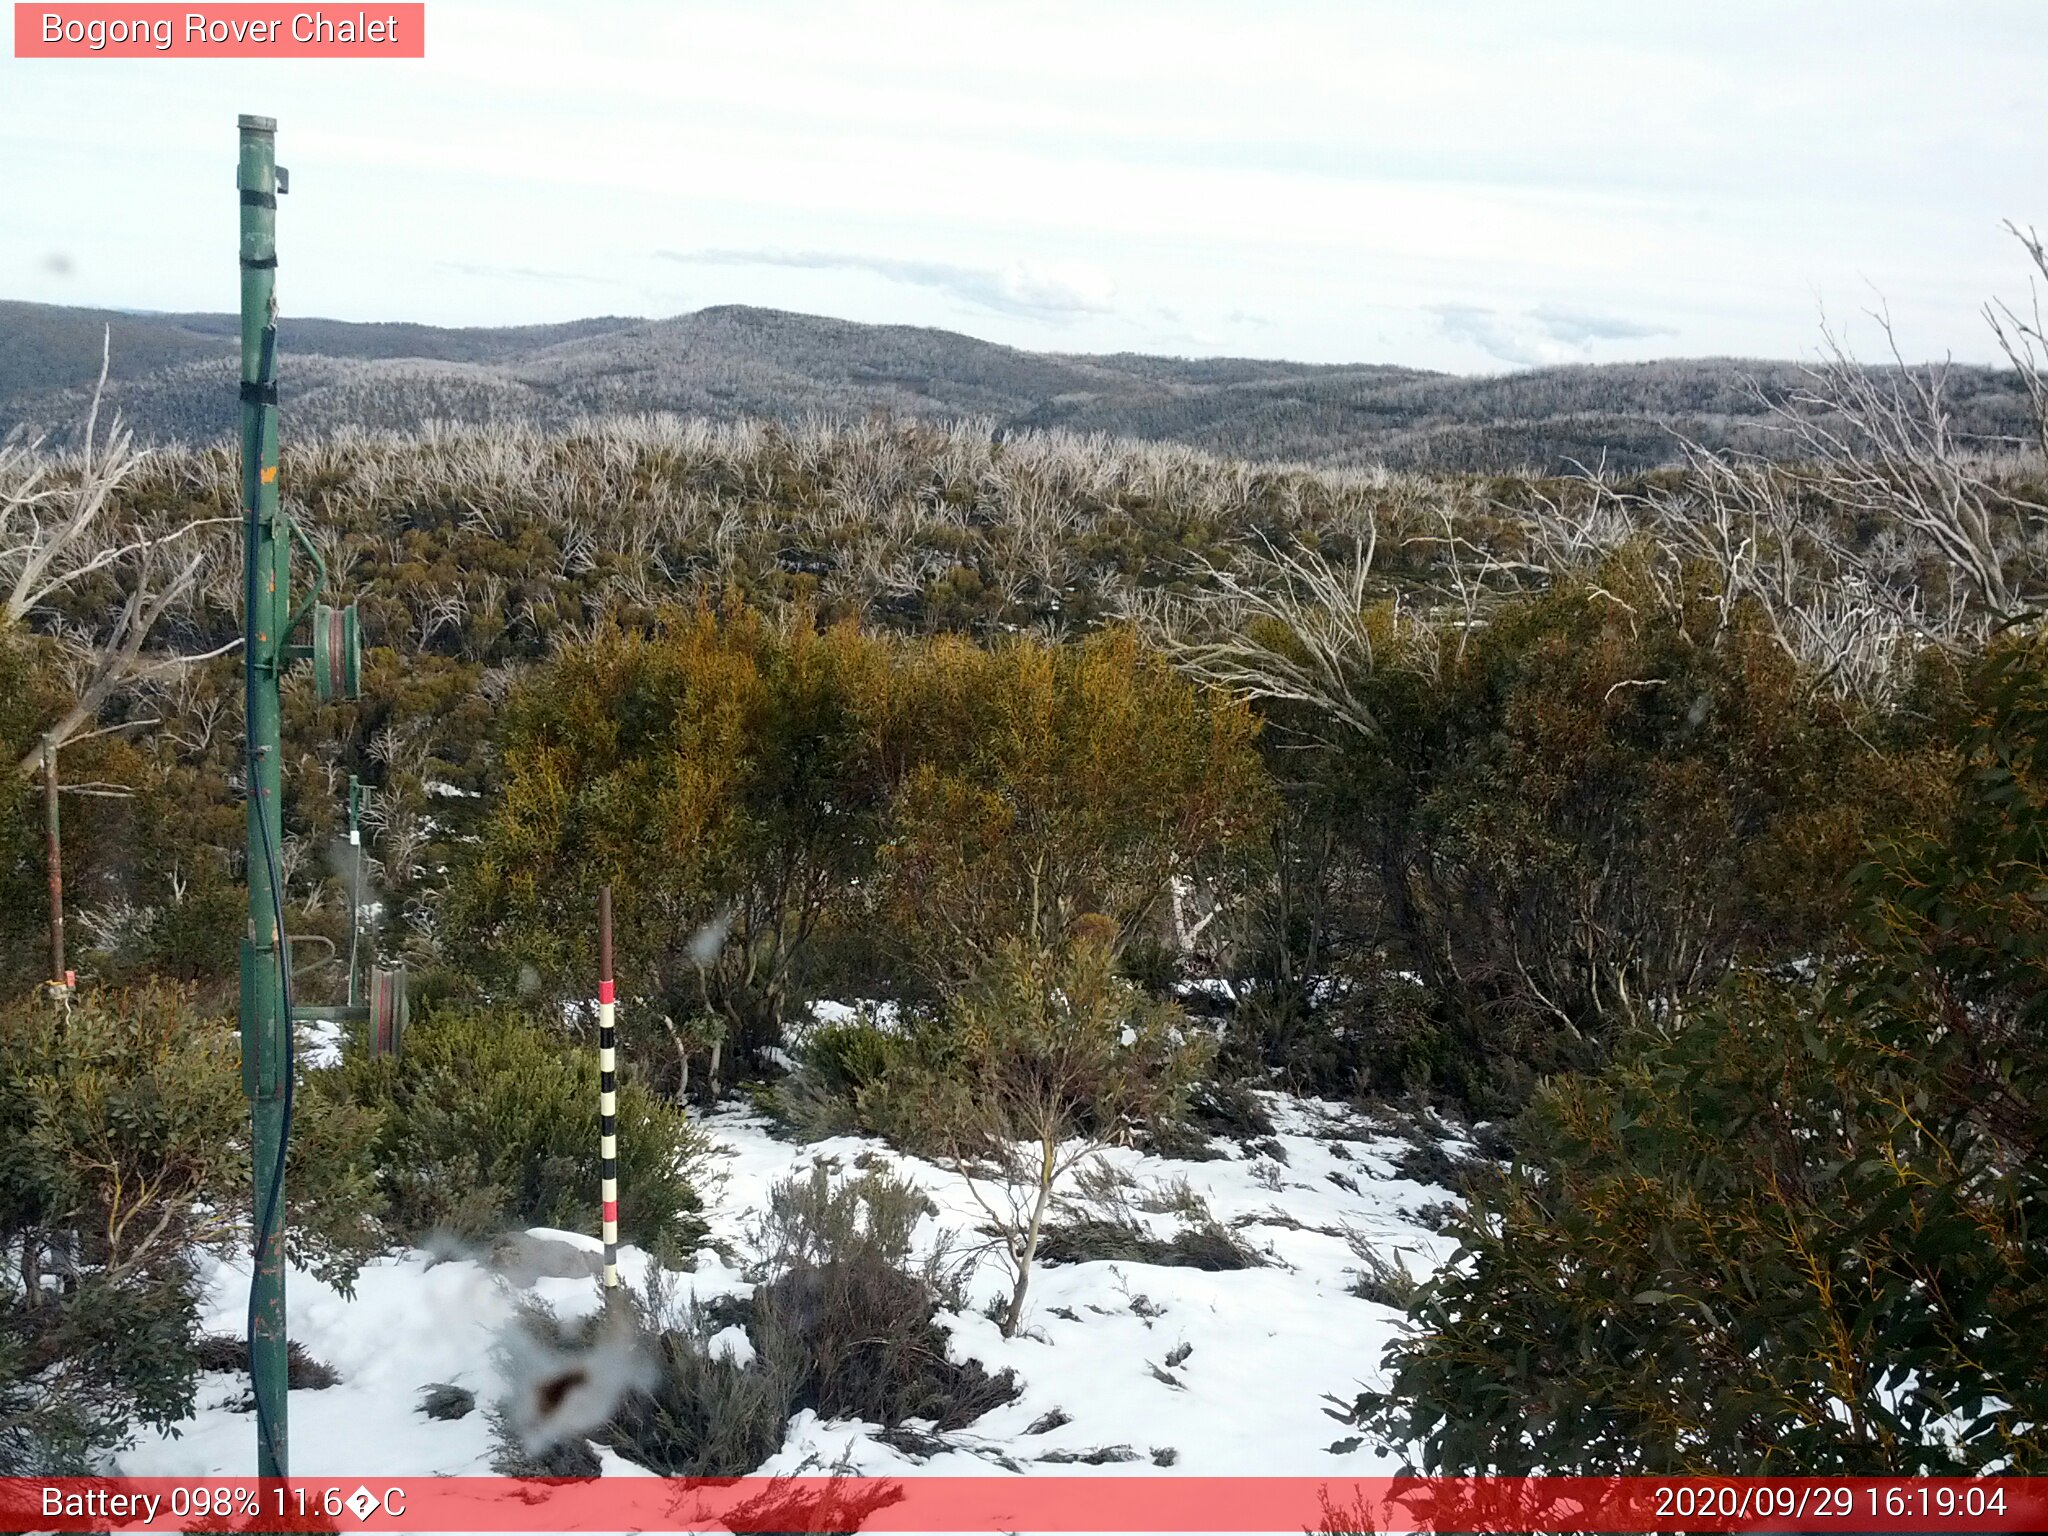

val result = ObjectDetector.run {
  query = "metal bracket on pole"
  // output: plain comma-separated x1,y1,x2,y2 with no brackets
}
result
292,965,406,1056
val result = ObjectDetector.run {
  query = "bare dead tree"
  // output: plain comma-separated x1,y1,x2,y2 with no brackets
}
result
1141,528,1396,743
1769,311,2045,626
3,332,238,774
416,588,471,648
1487,234,2048,704
1984,221,2048,467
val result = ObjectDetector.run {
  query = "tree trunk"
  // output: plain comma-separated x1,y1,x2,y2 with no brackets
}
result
20,1237,42,1310
1001,1136,1058,1337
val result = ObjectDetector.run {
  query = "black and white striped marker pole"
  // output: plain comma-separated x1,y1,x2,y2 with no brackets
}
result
597,884,621,1295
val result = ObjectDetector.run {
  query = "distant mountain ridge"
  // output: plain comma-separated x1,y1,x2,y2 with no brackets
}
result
0,298,2030,473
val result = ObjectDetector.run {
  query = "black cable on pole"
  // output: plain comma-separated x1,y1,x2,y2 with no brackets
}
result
243,318,294,1478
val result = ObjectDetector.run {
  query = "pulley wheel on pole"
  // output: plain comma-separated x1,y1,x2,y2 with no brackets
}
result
312,602,362,702
368,965,408,1057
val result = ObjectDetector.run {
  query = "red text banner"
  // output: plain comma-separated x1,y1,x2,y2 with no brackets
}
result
14,4,425,57
4,1476,2046,1532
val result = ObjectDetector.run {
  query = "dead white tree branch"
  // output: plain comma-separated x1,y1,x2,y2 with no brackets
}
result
4,330,237,773
1147,530,1393,743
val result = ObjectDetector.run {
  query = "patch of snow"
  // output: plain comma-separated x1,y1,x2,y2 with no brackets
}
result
708,1325,756,1367
802,999,904,1034
297,1018,343,1071
128,1080,1468,1479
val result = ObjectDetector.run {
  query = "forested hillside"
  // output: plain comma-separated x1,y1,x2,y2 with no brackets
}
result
4,297,2034,472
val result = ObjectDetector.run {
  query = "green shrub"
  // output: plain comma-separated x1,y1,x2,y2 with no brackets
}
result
753,1161,933,1271
328,1004,712,1258
797,1016,909,1101
0,985,380,1470
1342,1229,1424,1310
746,1165,1015,1432
1182,1075,1274,1142
1347,973,2047,1473
450,604,903,1078
1041,1165,1265,1271
0,632,157,995
776,1010,980,1157
876,627,1272,985
190,1333,341,1391
1239,560,1959,1112
919,937,1214,1335
0,634,46,992
419,1382,477,1421
0,1263,202,1472
453,608,1272,1089
599,1288,799,1477
1226,971,1450,1103
1035,1214,1264,1272
775,1014,917,1139
1343,642,2048,1474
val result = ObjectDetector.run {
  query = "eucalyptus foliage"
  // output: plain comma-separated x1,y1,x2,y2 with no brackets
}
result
1345,642,2048,1473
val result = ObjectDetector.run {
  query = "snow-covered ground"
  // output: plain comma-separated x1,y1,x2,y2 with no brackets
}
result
123,1092,1471,1479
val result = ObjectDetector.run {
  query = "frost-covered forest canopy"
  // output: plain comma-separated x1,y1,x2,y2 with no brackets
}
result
3,247,2047,1479
4,295,2040,473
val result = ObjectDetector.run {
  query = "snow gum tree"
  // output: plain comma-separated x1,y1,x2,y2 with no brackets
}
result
878,626,1272,985
931,932,1209,1338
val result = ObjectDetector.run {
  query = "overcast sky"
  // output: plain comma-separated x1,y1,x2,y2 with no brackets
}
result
2,0,2043,371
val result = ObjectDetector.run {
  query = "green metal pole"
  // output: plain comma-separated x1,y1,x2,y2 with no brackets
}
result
237,111,290,1480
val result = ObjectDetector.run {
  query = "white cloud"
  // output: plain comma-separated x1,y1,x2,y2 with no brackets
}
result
1429,302,1678,368
1,0,2041,369
1529,304,1677,347
657,248,1115,321
437,260,610,288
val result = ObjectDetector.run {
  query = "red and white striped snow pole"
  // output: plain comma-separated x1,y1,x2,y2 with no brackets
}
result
597,884,621,1295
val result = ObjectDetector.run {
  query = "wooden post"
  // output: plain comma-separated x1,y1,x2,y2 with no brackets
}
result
42,735,67,996
597,885,621,1295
